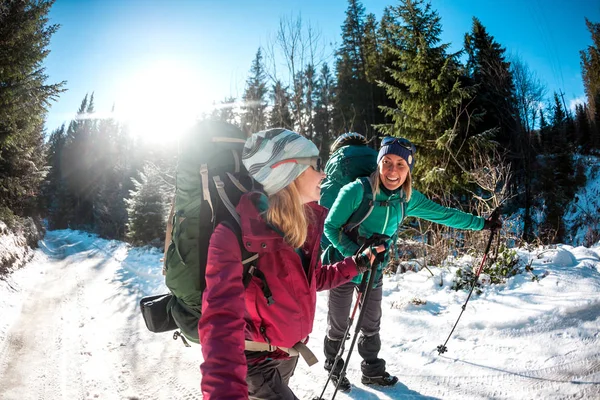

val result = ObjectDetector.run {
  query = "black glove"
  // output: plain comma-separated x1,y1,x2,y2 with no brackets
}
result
483,215,502,231
354,252,370,274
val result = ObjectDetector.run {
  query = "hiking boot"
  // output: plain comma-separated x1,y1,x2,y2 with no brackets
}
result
361,371,399,387
331,374,352,393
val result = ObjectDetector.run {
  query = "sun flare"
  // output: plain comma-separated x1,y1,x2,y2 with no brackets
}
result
114,60,211,143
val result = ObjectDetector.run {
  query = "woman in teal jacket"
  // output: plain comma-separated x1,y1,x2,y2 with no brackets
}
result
321,136,500,392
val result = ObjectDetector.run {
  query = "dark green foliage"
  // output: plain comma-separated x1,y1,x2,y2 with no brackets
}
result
313,63,336,159
241,48,268,135
125,165,169,247
0,0,65,220
535,94,584,243
42,95,143,239
41,124,70,229
452,245,520,292
334,0,382,140
575,103,592,150
210,97,239,126
580,18,600,147
59,94,99,229
376,0,471,195
484,245,521,284
269,81,294,130
464,18,518,150
510,57,546,242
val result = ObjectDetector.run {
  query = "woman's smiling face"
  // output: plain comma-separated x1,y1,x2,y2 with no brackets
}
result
378,154,409,191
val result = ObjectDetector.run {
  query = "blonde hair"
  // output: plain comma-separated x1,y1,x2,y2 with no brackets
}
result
369,168,412,201
265,180,309,248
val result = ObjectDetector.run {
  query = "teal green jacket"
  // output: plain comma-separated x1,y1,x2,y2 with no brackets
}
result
322,178,485,284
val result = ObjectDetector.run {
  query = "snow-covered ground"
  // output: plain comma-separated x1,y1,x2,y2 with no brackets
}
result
0,229,599,400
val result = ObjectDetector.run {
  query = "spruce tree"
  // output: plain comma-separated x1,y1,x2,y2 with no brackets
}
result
575,103,592,150
538,93,578,243
580,18,600,148
42,124,69,229
93,115,128,239
269,81,293,129
377,0,470,194
314,63,335,159
125,165,169,247
241,48,268,135
61,94,99,229
335,0,378,139
464,17,518,149
0,0,65,223
304,64,317,141
210,97,238,126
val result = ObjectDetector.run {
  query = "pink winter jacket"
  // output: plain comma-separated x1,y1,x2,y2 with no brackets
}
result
199,192,358,399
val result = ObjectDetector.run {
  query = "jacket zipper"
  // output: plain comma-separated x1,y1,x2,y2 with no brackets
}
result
382,206,390,234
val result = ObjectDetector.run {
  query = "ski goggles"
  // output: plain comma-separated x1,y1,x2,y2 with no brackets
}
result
381,137,416,154
271,156,323,173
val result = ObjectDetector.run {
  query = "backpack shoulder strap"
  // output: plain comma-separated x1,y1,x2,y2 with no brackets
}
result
220,219,273,305
345,177,406,232
345,177,375,231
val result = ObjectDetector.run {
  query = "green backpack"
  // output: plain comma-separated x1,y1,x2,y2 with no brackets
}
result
319,132,378,213
140,121,268,346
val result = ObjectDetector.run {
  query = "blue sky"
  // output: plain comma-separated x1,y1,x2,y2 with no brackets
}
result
44,0,600,137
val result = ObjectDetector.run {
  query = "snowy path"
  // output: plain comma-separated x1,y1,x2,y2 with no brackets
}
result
0,229,599,399
0,230,201,400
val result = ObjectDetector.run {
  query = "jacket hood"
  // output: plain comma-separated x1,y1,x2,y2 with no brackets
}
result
235,192,327,254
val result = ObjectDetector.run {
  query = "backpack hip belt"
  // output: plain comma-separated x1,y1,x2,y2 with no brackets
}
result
244,339,318,366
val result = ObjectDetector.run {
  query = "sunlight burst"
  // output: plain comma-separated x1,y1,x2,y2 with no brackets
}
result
114,60,211,143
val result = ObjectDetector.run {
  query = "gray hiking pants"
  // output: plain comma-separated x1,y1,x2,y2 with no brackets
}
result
324,277,387,377
246,354,299,400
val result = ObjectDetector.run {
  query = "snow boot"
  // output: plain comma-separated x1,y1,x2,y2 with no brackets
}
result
324,356,351,393
361,371,399,387
331,374,352,393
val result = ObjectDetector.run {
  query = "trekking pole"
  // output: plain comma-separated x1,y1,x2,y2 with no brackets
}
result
313,235,389,400
330,245,387,400
314,269,370,400
437,207,500,355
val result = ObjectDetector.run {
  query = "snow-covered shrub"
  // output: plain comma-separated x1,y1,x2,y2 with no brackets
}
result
452,245,521,293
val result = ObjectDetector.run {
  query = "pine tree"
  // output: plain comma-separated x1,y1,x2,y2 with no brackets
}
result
314,63,335,159
376,7,402,122
93,114,128,239
304,63,317,141
575,103,592,150
42,124,69,229
376,0,470,194
0,0,65,223
538,92,578,243
241,48,268,135
61,94,99,229
334,0,378,139
580,18,600,148
269,81,294,129
511,56,546,242
464,17,518,149
125,165,169,247
549,92,567,150
210,97,239,127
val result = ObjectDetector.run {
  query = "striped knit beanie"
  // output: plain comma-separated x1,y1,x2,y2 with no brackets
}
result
242,128,319,195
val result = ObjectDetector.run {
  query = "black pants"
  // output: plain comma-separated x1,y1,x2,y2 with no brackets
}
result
324,278,387,377
246,354,299,400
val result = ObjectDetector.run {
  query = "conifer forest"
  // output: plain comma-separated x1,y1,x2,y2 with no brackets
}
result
2,0,600,255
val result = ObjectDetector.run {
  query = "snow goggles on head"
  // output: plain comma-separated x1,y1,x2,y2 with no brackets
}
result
381,136,416,154
271,156,323,173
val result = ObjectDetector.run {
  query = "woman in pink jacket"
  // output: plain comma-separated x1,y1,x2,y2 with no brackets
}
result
199,128,381,399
